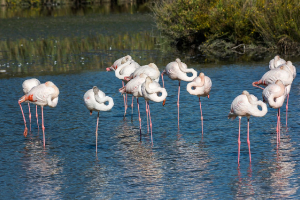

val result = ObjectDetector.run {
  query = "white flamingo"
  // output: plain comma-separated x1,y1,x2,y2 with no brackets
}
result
228,91,268,164
106,55,140,116
124,63,160,82
19,78,40,136
262,80,286,144
84,86,114,153
119,73,148,139
186,72,212,135
19,81,59,147
269,55,286,70
141,76,167,143
161,58,197,128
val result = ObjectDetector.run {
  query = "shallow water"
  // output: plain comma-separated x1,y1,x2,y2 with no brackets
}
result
1,3,300,200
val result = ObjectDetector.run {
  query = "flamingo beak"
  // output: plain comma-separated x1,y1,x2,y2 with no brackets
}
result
90,111,93,115
106,67,111,71
163,99,166,106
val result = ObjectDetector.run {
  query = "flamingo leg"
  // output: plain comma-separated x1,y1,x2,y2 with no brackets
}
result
137,98,142,141
252,81,265,90
177,80,181,129
28,102,31,132
278,108,281,143
41,106,45,147
247,117,251,163
238,117,241,164
95,112,99,153
148,101,153,145
199,97,204,135
19,101,28,137
286,93,289,127
161,71,166,106
122,81,127,117
145,100,149,133
36,105,39,130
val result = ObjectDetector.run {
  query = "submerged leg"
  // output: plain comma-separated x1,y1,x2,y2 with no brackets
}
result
19,101,28,137
28,103,31,131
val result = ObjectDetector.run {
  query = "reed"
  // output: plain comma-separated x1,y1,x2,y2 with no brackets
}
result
151,0,300,50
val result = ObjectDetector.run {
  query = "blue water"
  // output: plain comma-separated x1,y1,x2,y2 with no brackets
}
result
1,61,300,199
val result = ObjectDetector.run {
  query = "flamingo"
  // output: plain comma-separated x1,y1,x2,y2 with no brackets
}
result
84,86,114,153
228,91,268,164
19,78,40,136
119,73,148,139
252,63,293,90
124,63,160,82
106,55,140,116
18,81,59,147
186,72,212,135
141,76,167,143
262,80,286,144
161,58,197,128
269,55,286,70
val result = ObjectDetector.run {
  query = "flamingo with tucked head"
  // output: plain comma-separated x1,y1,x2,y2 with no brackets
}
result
19,78,40,136
186,72,212,135
106,55,140,116
161,58,197,128
19,81,59,147
228,91,268,164
269,55,286,70
141,76,167,144
84,86,114,153
262,80,286,144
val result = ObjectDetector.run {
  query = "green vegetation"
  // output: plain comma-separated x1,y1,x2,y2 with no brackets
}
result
151,0,300,52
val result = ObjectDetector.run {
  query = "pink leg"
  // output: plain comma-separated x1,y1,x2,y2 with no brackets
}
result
247,117,251,163
145,99,149,133
177,81,181,129
161,71,165,88
276,109,280,144
19,101,28,137
148,101,153,145
95,112,99,153
36,105,39,130
278,108,281,143
41,106,45,147
122,81,127,117
286,93,289,127
137,98,142,141
252,81,265,90
28,102,31,131
199,97,204,135
238,117,241,165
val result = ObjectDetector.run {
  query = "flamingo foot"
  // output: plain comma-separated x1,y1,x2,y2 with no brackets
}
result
24,127,28,137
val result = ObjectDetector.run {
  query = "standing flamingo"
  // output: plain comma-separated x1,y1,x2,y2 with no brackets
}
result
141,76,167,144
124,63,160,82
262,80,286,144
269,55,286,70
228,91,268,164
119,73,148,139
186,72,212,135
84,86,114,153
106,55,140,116
252,63,293,90
19,78,40,136
161,58,197,128
18,81,59,147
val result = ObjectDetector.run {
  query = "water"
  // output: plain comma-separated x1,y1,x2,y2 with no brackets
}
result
1,3,300,200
